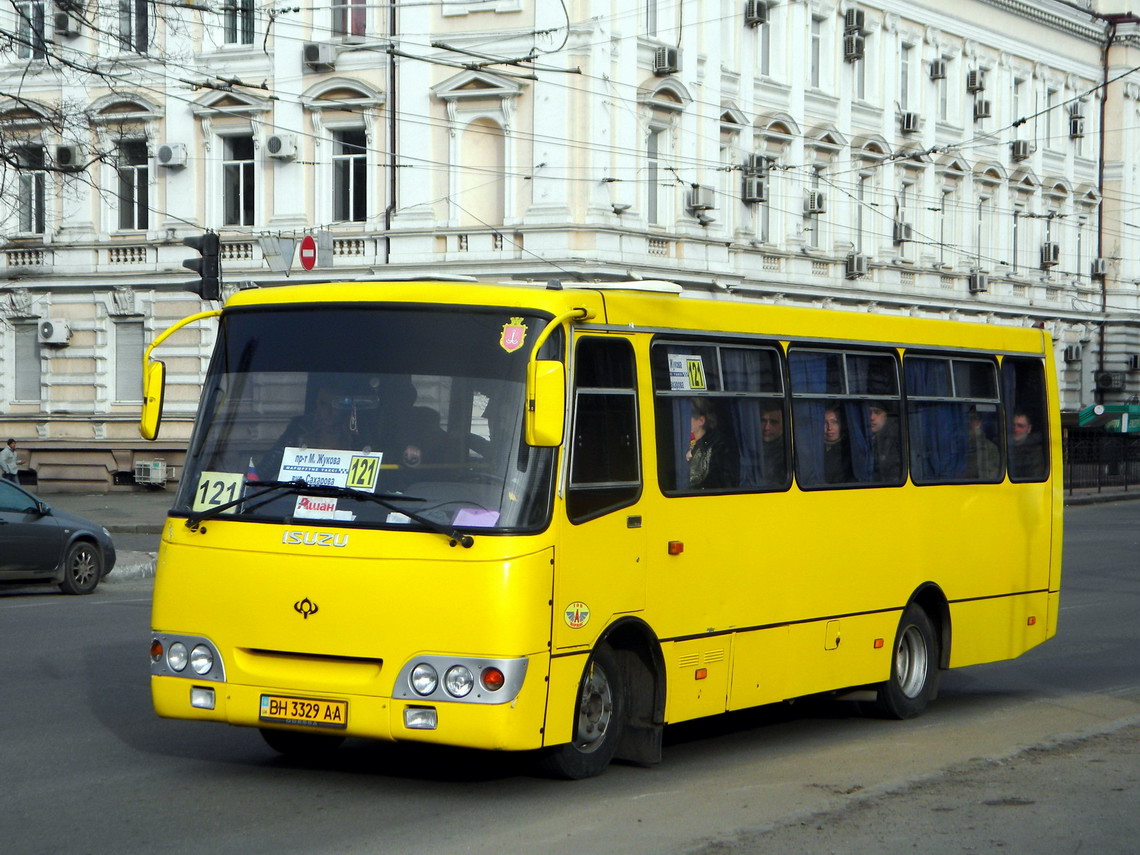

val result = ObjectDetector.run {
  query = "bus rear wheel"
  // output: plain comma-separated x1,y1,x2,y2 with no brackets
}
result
538,645,624,779
870,604,940,720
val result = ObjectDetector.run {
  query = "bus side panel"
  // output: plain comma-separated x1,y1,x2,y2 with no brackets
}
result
726,627,789,711
662,637,733,724
544,652,589,747
947,590,1051,668
776,611,898,702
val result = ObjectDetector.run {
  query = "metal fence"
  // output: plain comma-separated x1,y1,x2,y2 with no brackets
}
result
1064,429,1140,494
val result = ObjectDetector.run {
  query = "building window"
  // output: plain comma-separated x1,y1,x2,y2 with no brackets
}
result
16,0,47,60
758,18,771,77
116,140,149,231
16,146,46,235
333,129,367,222
332,0,366,37
975,195,993,267
855,174,868,253
645,0,658,37
118,0,149,54
647,126,666,226
115,321,144,402
899,45,912,111
809,18,822,89
222,135,255,226
1044,88,1058,146
14,324,41,402
937,64,949,122
854,43,867,100
1012,78,1025,125
1011,207,1023,274
224,0,255,44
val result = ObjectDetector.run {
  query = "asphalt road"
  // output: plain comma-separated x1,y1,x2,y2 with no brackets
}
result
1,502,1137,855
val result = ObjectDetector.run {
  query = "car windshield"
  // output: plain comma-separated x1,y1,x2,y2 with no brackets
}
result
173,306,558,534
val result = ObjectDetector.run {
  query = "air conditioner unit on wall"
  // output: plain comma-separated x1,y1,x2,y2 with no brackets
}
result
974,100,992,121
156,143,188,168
844,8,866,34
843,34,865,62
265,133,297,160
929,58,947,80
966,70,986,92
1063,344,1082,363
968,271,989,293
1069,117,1086,139
1096,371,1125,391
846,253,868,279
54,144,82,171
303,42,336,72
1128,354,1140,372
38,318,71,345
745,152,769,173
688,184,716,211
1092,257,1109,279
654,46,680,75
744,0,767,26
741,175,768,204
1011,140,1033,162
1041,241,1061,268
893,221,914,244
804,190,826,214
900,112,920,134
53,10,79,37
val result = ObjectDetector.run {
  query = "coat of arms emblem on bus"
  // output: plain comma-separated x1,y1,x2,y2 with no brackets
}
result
499,317,528,353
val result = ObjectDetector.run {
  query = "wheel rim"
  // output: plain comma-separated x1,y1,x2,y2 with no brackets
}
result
573,660,614,754
895,624,929,698
69,546,98,588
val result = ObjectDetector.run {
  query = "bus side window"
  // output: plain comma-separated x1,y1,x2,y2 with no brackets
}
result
567,337,641,523
1003,358,1049,482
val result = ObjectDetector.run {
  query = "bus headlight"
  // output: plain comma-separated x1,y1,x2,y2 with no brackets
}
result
167,642,188,672
410,663,438,696
444,665,474,698
190,645,214,675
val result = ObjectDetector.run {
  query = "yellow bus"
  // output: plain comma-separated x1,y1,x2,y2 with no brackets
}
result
144,280,1062,778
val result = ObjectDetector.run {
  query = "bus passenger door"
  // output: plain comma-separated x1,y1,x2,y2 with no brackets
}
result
554,336,646,650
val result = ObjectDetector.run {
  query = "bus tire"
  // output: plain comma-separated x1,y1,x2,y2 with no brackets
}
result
537,645,624,779
259,728,345,759
871,603,940,720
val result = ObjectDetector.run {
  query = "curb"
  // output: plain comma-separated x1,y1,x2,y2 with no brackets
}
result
105,551,157,582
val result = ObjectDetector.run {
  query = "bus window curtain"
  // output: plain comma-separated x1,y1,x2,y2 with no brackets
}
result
906,360,966,481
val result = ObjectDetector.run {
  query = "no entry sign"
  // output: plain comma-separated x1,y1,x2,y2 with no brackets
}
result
299,234,317,270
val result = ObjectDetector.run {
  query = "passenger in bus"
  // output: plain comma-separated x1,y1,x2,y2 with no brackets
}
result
687,398,737,489
760,407,788,485
966,406,1001,481
1009,411,1045,479
868,402,902,483
823,405,854,483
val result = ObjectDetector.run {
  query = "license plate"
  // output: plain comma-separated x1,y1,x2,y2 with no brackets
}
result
259,694,348,729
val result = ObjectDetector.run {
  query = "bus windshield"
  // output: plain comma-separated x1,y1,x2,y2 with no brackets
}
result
173,306,557,534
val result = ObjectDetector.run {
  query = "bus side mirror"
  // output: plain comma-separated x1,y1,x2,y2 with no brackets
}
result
140,360,167,441
525,360,566,447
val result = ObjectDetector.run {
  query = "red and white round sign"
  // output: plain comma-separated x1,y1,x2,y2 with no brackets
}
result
299,234,317,271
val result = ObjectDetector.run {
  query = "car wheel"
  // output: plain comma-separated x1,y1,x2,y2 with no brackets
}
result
58,541,103,595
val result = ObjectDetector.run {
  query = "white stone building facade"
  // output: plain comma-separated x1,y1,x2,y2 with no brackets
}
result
1,0,1138,487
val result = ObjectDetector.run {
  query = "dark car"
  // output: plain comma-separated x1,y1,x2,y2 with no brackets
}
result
0,480,116,594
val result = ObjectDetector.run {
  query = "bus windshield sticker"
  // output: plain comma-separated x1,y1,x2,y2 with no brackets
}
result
669,355,707,391
193,471,244,512
293,495,355,522
500,317,528,353
452,508,501,527
277,447,383,491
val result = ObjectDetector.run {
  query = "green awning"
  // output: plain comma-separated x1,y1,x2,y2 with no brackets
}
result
1077,404,1140,431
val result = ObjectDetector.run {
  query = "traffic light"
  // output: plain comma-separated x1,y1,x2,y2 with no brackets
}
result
182,232,221,300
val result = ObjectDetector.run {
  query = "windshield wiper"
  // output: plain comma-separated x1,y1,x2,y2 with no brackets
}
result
185,479,474,548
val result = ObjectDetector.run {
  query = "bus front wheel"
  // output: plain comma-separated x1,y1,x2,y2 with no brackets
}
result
538,645,625,779
870,604,940,720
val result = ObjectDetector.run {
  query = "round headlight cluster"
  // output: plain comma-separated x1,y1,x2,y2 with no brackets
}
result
410,663,438,696
167,641,188,672
190,645,214,675
444,666,474,698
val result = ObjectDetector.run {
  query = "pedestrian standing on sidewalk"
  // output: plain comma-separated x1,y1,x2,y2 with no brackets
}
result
1,438,21,484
